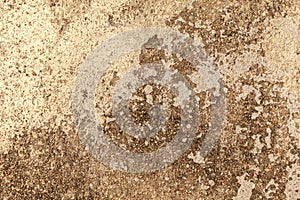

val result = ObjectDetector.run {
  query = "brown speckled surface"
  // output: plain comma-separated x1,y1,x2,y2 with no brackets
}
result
0,0,299,199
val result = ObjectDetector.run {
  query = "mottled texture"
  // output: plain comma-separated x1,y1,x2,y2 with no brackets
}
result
0,0,299,199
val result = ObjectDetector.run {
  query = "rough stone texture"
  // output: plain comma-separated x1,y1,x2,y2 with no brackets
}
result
0,0,299,199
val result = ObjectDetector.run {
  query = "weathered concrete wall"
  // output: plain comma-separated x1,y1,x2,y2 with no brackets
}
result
0,0,299,199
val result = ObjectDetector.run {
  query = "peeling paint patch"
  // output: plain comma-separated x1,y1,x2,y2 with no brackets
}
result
233,174,255,200
188,151,205,164
285,163,300,200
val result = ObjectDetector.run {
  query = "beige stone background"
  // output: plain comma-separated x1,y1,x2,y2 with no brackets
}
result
0,0,299,199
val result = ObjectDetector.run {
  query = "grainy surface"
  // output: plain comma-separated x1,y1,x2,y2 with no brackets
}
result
0,0,299,199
